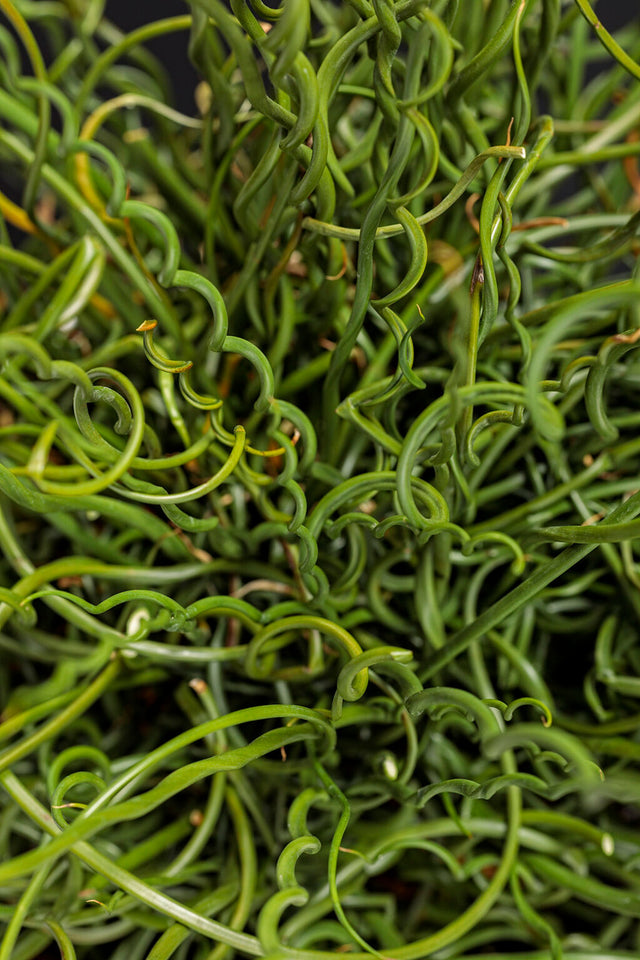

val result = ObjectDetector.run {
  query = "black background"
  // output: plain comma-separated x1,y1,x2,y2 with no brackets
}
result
104,0,640,113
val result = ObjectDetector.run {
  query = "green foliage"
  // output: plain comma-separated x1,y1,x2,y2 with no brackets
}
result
1,1,640,958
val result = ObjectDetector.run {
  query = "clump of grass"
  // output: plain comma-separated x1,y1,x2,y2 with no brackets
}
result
1,1,640,958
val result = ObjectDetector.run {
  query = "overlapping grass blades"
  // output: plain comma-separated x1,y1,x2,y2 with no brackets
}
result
1,1,640,958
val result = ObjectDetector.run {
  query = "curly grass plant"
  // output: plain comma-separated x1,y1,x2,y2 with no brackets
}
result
2,0,640,957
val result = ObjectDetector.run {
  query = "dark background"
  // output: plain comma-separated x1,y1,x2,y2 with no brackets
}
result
104,0,640,113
